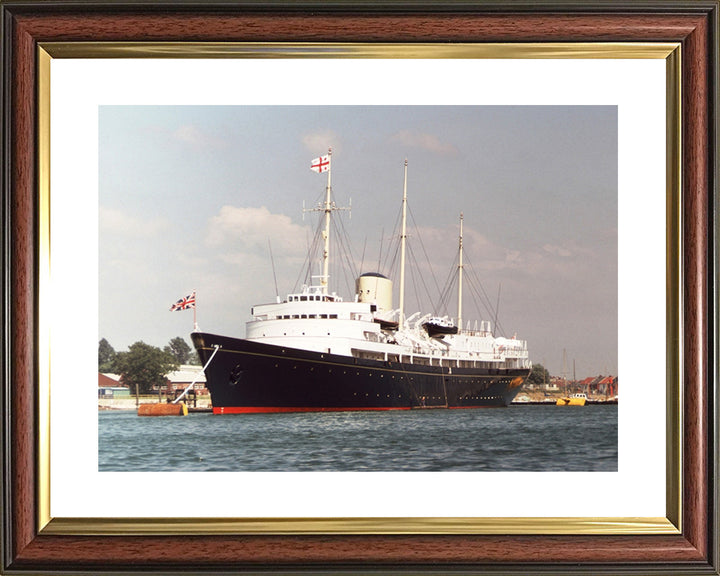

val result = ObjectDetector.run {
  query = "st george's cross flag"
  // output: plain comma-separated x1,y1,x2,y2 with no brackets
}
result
310,154,330,174
170,291,196,311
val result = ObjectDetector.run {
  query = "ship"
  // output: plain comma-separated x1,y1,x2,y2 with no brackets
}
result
191,150,531,414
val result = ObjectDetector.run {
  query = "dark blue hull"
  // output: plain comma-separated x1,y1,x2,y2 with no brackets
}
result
191,332,529,414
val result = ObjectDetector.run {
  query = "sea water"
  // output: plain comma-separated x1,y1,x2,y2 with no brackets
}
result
98,405,617,472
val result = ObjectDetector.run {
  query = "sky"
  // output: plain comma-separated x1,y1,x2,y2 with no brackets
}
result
99,105,617,378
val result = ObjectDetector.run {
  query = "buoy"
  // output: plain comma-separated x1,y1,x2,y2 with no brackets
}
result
138,403,188,416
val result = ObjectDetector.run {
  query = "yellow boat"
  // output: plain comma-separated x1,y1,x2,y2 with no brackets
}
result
556,393,587,406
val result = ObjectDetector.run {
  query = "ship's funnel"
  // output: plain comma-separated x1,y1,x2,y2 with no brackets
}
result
356,272,393,312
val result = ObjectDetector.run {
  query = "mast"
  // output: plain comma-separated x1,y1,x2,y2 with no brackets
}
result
573,358,576,385
457,212,464,331
305,148,350,295
321,148,332,295
398,159,408,330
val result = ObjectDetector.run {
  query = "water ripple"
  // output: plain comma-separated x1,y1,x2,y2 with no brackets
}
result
99,405,617,472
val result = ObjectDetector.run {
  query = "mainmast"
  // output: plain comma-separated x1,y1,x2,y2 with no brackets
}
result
398,159,408,330
457,213,464,332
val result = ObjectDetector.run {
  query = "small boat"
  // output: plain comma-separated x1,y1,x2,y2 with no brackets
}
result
422,317,459,338
556,393,587,406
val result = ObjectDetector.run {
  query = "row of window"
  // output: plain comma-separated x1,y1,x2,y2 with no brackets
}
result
286,294,334,302
274,314,339,320
352,349,510,370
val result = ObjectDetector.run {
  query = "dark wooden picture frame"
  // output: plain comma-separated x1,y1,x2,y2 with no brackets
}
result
1,1,717,573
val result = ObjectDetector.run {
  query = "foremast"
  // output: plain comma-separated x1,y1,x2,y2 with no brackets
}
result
305,148,350,295
321,149,333,295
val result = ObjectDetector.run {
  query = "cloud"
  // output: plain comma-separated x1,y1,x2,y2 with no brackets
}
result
543,243,573,257
172,124,225,149
389,130,458,155
302,130,340,154
100,206,169,237
504,250,523,264
396,223,522,278
206,205,310,257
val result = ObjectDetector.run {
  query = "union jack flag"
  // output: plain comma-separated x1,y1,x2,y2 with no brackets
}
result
170,291,196,312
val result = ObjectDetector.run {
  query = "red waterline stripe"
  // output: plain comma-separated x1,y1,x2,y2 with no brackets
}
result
213,406,412,414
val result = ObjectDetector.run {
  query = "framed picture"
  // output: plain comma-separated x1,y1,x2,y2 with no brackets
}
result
2,1,717,574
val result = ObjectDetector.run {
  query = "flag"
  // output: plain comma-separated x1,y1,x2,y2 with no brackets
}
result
310,154,330,174
170,291,195,311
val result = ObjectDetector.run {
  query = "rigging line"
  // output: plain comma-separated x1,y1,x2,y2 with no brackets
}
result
462,267,493,322
330,217,354,296
268,238,279,300
359,236,367,274
334,210,358,278
381,203,403,273
307,222,325,286
293,216,323,292
407,202,443,302
172,344,220,404
409,251,423,317
435,247,458,316
406,241,436,316
376,228,384,274
444,248,459,299
493,283,502,339
338,216,358,279
465,273,506,336
404,243,418,315
404,242,425,318
386,235,401,282
462,250,498,317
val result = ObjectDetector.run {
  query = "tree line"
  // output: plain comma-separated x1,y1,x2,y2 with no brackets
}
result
99,336,200,395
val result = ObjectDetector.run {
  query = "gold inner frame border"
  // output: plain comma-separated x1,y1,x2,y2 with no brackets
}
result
36,41,682,537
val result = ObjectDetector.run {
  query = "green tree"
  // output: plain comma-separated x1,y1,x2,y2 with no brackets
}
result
164,336,192,365
187,350,201,366
527,363,551,386
98,338,116,372
112,341,179,397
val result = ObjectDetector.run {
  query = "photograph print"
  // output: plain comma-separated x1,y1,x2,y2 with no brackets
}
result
98,105,618,472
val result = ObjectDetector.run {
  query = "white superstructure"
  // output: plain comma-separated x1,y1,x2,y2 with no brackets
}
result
243,152,530,371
